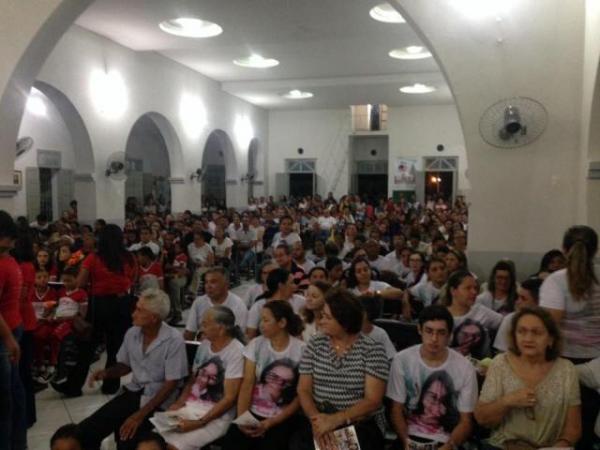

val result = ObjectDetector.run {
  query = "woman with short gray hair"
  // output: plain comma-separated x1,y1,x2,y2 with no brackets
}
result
157,306,245,450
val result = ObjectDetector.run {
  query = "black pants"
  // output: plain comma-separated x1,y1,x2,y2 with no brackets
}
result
78,389,152,450
222,414,302,450
61,294,132,394
289,416,384,450
568,357,600,450
18,331,35,428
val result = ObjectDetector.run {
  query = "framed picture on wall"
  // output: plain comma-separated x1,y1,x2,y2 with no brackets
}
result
13,170,22,190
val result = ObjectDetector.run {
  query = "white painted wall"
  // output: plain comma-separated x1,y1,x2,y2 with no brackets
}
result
15,89,75,218
267,105,467,198
387,105,469,196
267,109,352,198
350,136,389,161
31,25,268,222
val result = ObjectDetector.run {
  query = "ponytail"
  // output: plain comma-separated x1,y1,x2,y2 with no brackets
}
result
563,226,599,300
210,305,246,344
264,300,305,337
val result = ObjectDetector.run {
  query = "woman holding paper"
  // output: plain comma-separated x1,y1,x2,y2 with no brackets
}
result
293,288,389,450
222,300,305,450
157,306,244,450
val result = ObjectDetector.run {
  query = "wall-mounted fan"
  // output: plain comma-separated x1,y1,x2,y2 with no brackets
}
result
16,136,34,157
105,151,127,180
190,168,205,182
479,97,548,148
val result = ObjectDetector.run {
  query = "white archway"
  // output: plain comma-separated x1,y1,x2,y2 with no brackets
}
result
201,129,239,209
0,1,94,208
17,80,97,222
124,113,177,216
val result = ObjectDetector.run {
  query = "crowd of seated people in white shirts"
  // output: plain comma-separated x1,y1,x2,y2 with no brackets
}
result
0,193,599,450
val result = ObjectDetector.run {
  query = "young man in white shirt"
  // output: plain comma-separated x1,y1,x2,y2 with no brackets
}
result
387,305,477,450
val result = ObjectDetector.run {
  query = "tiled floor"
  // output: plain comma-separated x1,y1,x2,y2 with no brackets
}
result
27,282,254,450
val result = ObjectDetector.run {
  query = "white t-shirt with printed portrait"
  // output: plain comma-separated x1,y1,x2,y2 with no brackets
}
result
386,345,478,444
243,335,306,418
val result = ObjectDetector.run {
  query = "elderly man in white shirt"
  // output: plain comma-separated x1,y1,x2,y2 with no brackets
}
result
78,289,188,450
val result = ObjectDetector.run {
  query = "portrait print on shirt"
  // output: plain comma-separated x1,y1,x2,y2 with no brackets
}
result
450,318,489,360
251,357,299,418
187,356,225,405
405,370,460,443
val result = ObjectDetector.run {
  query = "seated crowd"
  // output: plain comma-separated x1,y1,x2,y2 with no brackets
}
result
0,193,599,450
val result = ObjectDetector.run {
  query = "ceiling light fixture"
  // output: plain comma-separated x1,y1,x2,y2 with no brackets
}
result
389,46,432,60
233,54,279,69
159,17,223,38
369,3,406,23
282,90,313,100
399,83,436,94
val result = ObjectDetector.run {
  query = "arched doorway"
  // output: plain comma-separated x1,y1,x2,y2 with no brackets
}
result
124,113,173,217
247,138,259,201
201,130,239,209
16,81,96,222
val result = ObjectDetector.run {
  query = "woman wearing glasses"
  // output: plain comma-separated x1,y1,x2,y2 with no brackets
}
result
223,300,305,450
474,306,581,449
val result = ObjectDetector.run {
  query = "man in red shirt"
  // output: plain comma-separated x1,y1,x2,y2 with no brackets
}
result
0,210,26,450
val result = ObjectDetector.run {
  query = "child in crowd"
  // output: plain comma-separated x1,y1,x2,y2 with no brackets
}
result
137,246,164,291
50,424,83,450
166,240,188,324
33,267,87,383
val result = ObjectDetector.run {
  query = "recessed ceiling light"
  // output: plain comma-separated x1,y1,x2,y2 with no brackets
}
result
282,90,313,100
369,3,406,23
159,18,223,38
389,46,432,60
399,83,436,94
233,54,280,69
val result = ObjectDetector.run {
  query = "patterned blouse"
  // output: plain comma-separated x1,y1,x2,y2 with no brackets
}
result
299,333,390,432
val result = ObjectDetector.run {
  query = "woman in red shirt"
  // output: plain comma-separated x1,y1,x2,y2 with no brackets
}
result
73,224,136,395
0,210,26,450
12,230,37,427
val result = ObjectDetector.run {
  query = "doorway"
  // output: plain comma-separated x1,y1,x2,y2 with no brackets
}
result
425,171,454,201
357,174,388,202
290,173,315,198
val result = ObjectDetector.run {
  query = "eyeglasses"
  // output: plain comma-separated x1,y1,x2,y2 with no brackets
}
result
265,371,293,388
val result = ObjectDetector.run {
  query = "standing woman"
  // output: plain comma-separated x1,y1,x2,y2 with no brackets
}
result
67,224,136,395
12,230,37,427
540,225,600,448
